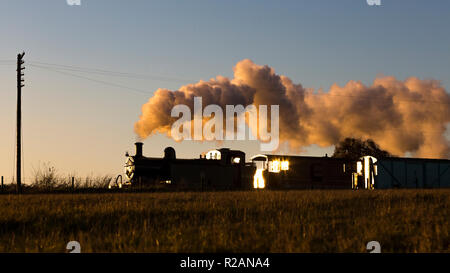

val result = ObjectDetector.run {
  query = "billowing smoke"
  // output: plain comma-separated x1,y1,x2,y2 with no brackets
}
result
135,59,450,158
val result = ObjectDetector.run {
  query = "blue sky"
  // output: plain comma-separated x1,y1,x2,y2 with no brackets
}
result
0,0,449,181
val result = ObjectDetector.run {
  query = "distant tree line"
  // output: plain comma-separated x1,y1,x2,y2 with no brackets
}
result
332,137,392,161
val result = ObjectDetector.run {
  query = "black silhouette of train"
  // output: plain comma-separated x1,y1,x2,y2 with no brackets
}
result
112,142,450,190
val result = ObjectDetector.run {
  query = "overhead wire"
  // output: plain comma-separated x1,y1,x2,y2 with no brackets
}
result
28,60,194,83
28,60,450,105
28,63,153,96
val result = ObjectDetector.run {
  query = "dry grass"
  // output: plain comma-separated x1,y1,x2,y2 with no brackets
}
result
0,190,448,253
29,162,113,191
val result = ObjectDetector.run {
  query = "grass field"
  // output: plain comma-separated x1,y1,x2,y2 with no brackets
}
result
0,190,448,253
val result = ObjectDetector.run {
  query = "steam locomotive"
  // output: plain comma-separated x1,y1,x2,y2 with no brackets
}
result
119,142,255,190
110,142,450,190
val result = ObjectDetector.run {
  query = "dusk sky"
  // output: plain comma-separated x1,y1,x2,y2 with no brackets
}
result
1,0,450,182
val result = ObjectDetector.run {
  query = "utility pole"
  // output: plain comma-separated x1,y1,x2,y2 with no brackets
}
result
16,52,25,194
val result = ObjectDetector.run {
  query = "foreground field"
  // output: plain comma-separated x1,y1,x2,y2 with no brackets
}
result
0,190,448,253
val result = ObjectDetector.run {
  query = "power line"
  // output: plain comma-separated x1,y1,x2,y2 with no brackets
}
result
29,63,153,96
30,61,450,106
28,60,194,83
21,60,450,105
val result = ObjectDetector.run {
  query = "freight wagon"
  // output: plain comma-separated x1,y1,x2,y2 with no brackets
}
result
354,156,450,189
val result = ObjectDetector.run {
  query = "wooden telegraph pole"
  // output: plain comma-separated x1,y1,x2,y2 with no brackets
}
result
16,52,25,194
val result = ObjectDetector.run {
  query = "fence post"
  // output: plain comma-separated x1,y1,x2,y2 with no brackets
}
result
1,176,3,192
72,177,75,192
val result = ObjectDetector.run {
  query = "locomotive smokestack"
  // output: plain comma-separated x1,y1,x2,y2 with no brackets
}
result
135,142,143,157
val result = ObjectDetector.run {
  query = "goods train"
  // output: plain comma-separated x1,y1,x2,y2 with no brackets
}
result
109,142,450,190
